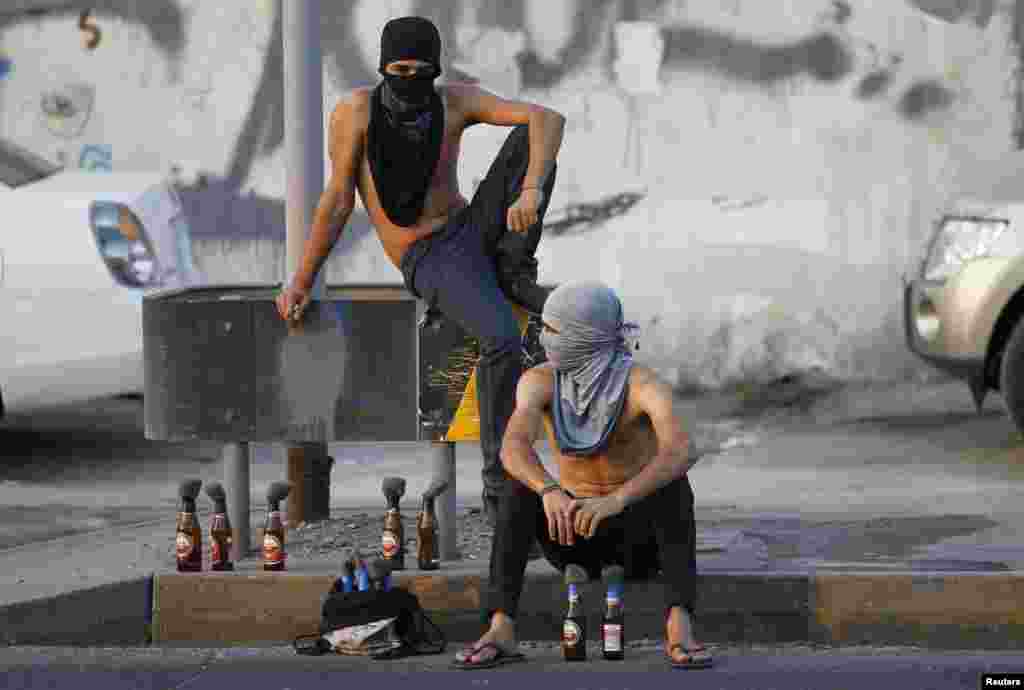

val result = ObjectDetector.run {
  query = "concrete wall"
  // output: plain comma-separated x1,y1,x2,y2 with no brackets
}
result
1,0,1020,389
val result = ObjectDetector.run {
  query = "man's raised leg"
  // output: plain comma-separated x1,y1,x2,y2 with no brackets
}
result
405,221,523,526
468,124,559,316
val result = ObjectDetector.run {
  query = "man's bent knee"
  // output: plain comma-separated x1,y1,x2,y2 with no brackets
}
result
479,324,521,359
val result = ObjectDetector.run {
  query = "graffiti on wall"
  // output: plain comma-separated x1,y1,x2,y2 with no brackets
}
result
78,9,102,50
0,2,186,78
40,82,94,138
0,53,11,80
79,143,111,171
907,0,996,27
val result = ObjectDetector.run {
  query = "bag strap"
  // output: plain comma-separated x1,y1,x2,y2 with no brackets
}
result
408,607,446,655
369,605,446,660
293,632,331,656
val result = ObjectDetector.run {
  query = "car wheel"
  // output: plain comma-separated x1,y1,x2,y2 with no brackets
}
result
999,316,1024,433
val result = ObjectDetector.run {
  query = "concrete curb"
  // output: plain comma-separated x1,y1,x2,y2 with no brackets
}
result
0,576,152,647
3,568,1022,650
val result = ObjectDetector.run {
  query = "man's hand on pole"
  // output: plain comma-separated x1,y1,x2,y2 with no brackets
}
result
276,284,312,324
507,187,543,234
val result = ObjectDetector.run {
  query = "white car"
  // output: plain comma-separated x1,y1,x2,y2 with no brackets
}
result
0,138,202,419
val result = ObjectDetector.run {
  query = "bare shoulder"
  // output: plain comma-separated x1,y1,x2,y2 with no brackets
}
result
329,89,372,133
439,82,482,126
440,81,483,103
627,364,677,412
628,363,667,392
517,363,555,409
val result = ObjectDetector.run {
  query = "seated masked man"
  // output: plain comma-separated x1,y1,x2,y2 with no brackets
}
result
452,281,712,670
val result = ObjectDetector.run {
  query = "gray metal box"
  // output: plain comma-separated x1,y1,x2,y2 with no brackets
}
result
143,284,422,443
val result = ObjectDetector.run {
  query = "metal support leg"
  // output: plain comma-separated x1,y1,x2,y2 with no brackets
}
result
431,442,458,561
223,442,251,562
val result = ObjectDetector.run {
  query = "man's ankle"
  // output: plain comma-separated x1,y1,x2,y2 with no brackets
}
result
491,611,516,634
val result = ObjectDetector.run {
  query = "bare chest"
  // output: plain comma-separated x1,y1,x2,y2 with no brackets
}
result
542,406,657,497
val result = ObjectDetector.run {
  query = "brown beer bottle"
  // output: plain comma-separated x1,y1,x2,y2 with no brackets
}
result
601,585,625,660
263,509,286,571
205,482,234,571
209,513,234,571
562,582,587,661
416,496,440,570
382,507,404,570
263,482,291,571
175,480,203,572
381,478,406,570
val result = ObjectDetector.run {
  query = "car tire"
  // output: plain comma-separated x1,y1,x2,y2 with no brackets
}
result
999,316,1024,433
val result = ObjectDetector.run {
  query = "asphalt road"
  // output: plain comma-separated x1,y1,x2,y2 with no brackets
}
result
1,379,1023,572
1,644,1022,689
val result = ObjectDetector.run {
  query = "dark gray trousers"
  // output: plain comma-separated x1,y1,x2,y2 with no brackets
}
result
400,125,558,498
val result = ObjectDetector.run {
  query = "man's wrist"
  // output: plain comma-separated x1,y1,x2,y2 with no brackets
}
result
539,480,563,497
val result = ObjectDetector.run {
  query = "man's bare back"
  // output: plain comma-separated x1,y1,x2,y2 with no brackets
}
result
532,363,665,498
334,84,477,268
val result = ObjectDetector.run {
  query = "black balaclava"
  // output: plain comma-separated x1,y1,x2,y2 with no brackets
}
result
368,16,445,227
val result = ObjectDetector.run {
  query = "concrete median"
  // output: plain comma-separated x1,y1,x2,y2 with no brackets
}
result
4,563,1022,650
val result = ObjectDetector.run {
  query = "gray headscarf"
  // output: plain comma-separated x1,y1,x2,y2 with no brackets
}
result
538,281,640,455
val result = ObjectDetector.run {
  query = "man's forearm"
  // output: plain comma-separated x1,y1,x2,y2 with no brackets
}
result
523,108,565,191
292,201,352,292
611,445,690,509
501,439,558,495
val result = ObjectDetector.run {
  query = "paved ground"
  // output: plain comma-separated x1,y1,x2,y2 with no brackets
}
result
1,644,1022,688
1,378,1024,629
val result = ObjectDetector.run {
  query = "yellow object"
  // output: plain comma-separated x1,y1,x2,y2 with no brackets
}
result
444,305,531,442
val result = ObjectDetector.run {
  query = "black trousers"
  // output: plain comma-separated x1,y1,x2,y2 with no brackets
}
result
400,125,558,498
482,475,698,623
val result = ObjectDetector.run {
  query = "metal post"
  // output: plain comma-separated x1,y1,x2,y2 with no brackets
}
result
431,442,458,561
283,0,328,527
223,442,251,561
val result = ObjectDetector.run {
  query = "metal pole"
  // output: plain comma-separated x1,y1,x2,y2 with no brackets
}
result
283,0,328,526
431,442,459,561
223,442,251,562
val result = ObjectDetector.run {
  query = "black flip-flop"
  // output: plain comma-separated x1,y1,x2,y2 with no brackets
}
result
668,643,714,669
451,642,526,670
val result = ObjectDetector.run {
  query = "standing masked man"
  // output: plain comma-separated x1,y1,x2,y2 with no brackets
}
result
276,16,566,525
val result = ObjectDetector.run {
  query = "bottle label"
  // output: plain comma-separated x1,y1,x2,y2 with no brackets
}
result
382,530,399,559
562,620,581,647
176,532,194,560
603,623,622,652
263,534,283,564
211,539,225,565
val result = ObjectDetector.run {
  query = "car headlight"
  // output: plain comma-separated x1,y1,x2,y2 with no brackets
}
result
914,292,941,342
89,201,161,288
922,215,1010,281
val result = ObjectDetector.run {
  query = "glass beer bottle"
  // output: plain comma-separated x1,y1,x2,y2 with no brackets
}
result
417,496,440,570
263,508,286,571
175,497,202,572
562,583,587,661
601,583,625,660
209,512,234,571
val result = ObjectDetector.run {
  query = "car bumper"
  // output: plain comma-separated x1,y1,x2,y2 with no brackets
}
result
903,278,985,382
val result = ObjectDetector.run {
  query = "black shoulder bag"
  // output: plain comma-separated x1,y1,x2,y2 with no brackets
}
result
294,587,446,660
